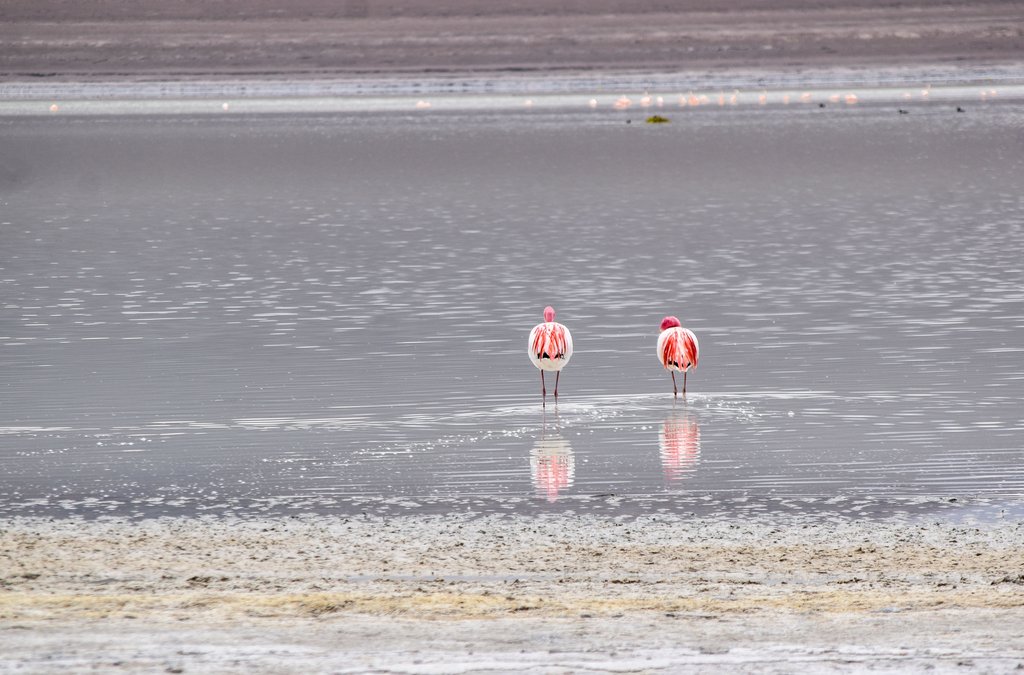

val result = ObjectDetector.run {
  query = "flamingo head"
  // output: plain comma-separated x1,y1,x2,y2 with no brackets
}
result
660,316,681,331
543,306,556,322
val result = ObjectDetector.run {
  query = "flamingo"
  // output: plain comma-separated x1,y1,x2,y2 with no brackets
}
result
657,316,699,397
528,306,573,403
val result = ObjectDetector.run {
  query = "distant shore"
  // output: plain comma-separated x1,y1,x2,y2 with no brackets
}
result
3,514,1024,671
2,0,1022,85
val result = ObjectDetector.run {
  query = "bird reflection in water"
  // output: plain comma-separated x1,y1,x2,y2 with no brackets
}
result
659,410,701,482
530,412,575,502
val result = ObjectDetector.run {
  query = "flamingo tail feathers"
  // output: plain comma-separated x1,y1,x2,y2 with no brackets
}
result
661,329,699,371
533,324,568,360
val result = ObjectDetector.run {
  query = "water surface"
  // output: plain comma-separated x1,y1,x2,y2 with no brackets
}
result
2,98,1023,519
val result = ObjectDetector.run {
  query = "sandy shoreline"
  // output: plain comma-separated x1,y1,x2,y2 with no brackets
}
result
3,514,1023,671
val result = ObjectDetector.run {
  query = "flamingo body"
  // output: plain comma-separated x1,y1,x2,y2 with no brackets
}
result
657,316,699,396
528,306,572,402
528,321,573,371
657,326,699,372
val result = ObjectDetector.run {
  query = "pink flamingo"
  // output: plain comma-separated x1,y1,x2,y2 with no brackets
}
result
657,316,699,397
528,306,573,403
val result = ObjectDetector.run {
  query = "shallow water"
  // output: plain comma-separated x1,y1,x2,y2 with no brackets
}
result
2,99,1023,519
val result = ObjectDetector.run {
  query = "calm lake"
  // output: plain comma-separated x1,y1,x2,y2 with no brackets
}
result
2,96,1023,519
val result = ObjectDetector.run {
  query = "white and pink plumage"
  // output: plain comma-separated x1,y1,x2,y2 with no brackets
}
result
528,306,573,402
657,315,699,397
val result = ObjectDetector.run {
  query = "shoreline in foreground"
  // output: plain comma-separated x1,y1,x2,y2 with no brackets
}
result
3,514,1023,672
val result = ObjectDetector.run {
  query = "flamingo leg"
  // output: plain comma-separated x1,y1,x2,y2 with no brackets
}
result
683,371,688,395
554,371,560,399
671,372,678,398
541,370,546,403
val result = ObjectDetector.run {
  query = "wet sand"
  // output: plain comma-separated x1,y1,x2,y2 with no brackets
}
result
2,0,1023,83
3,514,1024,672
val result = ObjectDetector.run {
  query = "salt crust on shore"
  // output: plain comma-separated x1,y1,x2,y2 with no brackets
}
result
2,514,1023,672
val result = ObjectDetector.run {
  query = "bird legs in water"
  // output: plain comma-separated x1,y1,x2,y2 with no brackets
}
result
540,371,561,405
671,371,687,398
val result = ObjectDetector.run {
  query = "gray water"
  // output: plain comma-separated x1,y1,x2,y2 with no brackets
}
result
2,99,1023,519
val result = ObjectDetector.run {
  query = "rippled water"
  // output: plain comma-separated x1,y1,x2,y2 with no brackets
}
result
2,99,1023,519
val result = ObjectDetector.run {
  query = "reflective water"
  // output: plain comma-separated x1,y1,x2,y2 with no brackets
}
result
2,100,1023,519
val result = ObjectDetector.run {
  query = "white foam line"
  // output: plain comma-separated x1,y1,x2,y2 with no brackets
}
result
0,426,73,435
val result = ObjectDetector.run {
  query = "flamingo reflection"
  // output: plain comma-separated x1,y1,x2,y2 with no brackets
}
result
530,428,575,502
659,411,701,482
